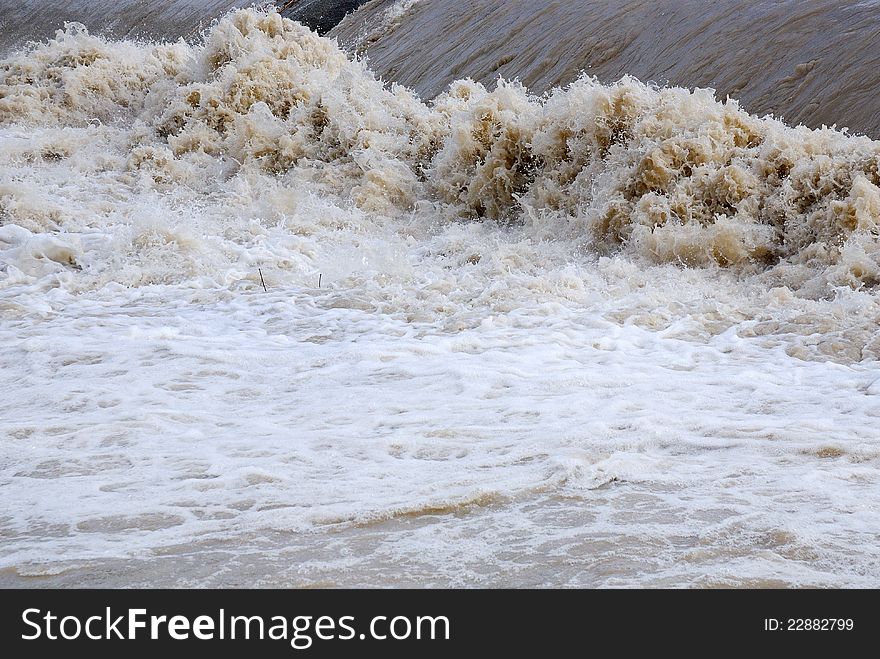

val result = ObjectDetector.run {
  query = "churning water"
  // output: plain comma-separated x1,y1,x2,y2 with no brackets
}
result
1,3,879,587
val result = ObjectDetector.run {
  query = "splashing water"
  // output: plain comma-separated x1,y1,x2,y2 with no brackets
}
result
1,7,879,587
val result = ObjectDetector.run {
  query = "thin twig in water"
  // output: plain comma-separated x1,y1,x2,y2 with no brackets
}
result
259,268,268,292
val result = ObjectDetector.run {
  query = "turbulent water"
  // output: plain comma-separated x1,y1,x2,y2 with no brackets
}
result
333,0,880,138
0,0,365,53
0,1,255,54
1,4,879,587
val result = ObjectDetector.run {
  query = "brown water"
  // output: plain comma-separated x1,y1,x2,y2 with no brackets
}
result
2,4,880,589
0,1,253,53
0,489,847,588
332,0,880,137
0,1,365,54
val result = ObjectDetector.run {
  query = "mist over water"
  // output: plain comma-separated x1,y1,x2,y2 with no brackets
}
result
1,3,879,587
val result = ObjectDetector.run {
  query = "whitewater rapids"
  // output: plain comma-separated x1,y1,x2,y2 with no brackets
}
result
1,6,879,586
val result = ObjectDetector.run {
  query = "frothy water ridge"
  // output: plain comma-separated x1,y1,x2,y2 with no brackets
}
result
1,7,879,587
333,0,880,138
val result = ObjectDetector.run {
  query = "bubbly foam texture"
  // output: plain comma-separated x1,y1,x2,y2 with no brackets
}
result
4,11,880,281
2,9,880,359
2,8,880,586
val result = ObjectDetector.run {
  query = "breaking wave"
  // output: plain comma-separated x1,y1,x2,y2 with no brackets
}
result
2,6,880,360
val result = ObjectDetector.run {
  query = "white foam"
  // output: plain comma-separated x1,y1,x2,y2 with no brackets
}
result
1,7,880,586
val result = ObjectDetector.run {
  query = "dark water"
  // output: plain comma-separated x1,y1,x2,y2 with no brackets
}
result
333,0,880,137
278,0,367,34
